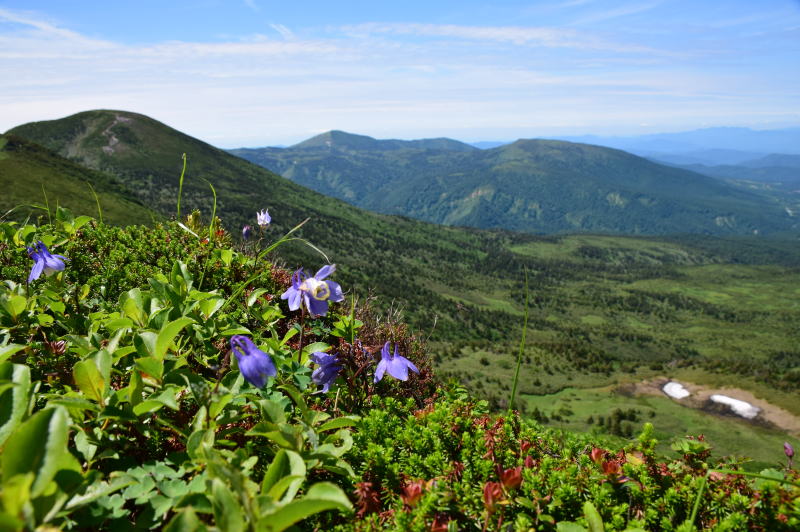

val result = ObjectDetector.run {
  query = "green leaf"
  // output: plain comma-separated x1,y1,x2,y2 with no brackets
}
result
187,429,215,461
198,297,225,320
3,295,26,319
133,400,165,417
0,472,33,518
73,360,106,405
156,317,194,360
0,344,25,364
104,317,134,333
583,501,605,532
219,249,233,267
36,313,54,326
128,369,144,406
259,399,287,424
121,288,145,326
164,506,207,532
317,416,360,433
210,478,245,532
258,482,352,531
135,356,163,382
1,406,69,498
557,523,587,532
221,327,252,336
208,393,233,420
64,475,136,511
261,450,306,502
246,288,269,307
0,363,31,446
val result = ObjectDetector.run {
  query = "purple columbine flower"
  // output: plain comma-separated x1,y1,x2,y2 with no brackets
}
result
230,335,276,388
785,442,795,459
280,264,344,317
257,209,271,227
310,351,341,393
27,241,66,283
242,225,253,240
374,342,419,383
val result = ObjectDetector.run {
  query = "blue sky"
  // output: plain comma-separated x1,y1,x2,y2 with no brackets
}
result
1,1,798,147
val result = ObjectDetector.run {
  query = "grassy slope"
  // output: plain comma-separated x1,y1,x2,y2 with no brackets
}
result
231,132,797,236
9,111,799,460
0,135,157,225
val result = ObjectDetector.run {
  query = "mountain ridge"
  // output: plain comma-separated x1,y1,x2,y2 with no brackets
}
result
231,130,798,236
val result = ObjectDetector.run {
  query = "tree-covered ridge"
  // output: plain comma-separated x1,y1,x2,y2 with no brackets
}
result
231,131,797,236
0,212,796,530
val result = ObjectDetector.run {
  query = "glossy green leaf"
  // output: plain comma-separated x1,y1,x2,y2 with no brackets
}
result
164,506,207,532
210,478,244,532
261,449,306,502
1,406,69,498
258,482,352,531
155,317,194,359
583,501,605,532
134,356,163,382
73,360,106,405
0,362,31,446
0,344,25,364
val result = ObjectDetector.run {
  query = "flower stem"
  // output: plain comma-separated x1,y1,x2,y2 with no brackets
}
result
297,306,305,363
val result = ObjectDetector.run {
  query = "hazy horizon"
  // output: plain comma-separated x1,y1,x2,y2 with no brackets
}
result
2,1,799,147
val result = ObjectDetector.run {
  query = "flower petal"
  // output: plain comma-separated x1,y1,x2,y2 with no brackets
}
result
374,359,387,383
306,294,329,316
314,264,336,280
325,280,344,302
28,259,44,283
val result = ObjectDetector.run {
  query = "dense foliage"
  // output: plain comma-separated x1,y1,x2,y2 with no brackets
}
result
0,211,797,530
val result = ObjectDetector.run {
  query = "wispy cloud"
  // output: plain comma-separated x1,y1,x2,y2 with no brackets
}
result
270,23,295,40
0,5,797,146
569,1,663,25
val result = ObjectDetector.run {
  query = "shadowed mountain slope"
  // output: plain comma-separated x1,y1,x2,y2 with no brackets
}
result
0,134,157,225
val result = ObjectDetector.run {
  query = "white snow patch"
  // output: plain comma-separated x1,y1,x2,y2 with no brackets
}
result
663,381,690,399
710,394,761,419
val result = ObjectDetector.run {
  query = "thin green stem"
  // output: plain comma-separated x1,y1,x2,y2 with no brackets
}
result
508,267,529,412
41,184,51,225
87,182,103,224
686,472,708,530
197,179,218,290
297,306,306,363
176,153,187,220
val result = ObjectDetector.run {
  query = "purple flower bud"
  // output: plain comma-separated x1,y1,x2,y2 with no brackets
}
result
230,335,276,388
785,442,795,459
242,225,253,240
310,351,341,393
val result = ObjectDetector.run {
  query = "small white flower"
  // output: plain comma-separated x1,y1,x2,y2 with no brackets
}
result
256,209,271,227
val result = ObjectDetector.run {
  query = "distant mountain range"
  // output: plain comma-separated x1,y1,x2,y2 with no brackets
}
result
231,130,797,236
472,127,800,166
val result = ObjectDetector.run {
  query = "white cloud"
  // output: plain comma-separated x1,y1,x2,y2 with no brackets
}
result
0,7,797,146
